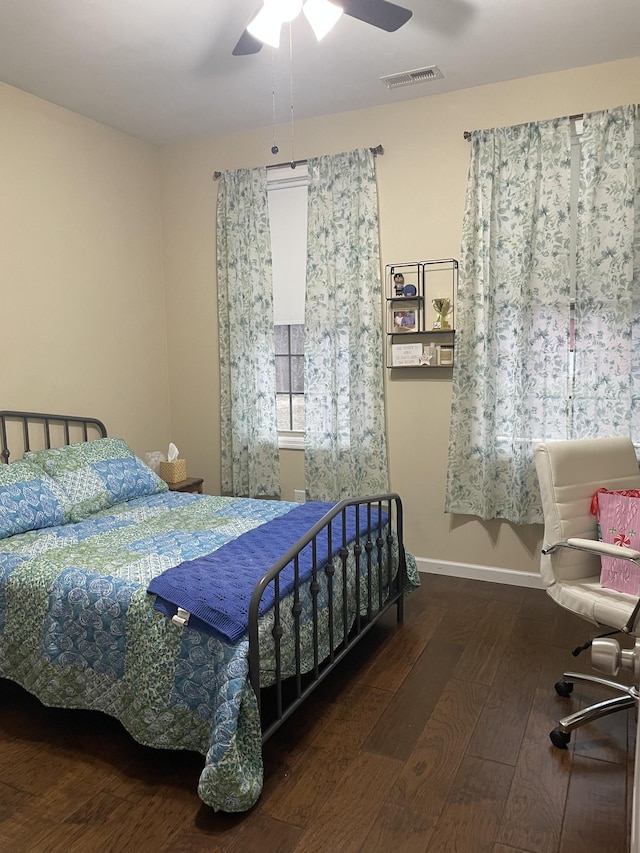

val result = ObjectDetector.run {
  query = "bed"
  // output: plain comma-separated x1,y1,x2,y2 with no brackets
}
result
0,410,418,812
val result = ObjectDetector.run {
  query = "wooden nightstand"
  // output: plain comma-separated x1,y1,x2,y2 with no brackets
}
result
168,477,204,494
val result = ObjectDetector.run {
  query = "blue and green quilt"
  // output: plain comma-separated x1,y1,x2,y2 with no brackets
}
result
0,488,418,811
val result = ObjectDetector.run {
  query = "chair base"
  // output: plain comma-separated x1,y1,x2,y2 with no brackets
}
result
549,670,639,749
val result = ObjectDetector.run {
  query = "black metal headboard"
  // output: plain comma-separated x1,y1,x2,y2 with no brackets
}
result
0,411,107,463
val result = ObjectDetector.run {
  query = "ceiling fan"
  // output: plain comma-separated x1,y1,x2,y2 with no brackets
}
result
233,0,413,56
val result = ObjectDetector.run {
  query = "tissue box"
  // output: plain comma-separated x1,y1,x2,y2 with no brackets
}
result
597,490,640,594
159,459,187,484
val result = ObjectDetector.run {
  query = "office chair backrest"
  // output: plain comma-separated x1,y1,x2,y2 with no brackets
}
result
535,437,640,588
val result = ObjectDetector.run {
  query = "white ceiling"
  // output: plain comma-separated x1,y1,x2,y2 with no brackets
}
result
1,0,639,146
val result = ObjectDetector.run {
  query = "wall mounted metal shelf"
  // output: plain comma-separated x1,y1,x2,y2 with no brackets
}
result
385,258,458,369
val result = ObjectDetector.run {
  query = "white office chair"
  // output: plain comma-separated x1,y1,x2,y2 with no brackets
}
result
535,437,640,748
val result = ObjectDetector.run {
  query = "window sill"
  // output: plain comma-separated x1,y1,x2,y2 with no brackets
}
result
278,431,305,451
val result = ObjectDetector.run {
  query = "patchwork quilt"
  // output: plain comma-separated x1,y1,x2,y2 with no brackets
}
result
0,485,418,811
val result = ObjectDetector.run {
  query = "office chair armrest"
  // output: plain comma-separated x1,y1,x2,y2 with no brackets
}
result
544,539,640,636
566,537,640,562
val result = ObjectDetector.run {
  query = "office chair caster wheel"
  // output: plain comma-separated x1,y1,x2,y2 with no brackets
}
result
550,728,571,749
554,680,573,697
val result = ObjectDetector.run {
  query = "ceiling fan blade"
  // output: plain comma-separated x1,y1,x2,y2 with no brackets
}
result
232,29,264,56
340,0,412,32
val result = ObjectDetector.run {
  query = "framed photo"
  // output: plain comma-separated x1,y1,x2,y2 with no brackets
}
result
438,346,454,366
392,308,417,331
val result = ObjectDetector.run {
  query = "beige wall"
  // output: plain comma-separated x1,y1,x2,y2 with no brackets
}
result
1,83,171,458
158,57,640,575
3,59,639,576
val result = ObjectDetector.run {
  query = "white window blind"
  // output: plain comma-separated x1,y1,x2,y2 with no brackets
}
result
267,164,309,325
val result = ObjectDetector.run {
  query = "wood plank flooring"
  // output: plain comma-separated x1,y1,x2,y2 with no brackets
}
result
0,573,635,852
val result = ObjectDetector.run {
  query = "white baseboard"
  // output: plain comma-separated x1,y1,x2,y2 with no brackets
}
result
415,556,544,589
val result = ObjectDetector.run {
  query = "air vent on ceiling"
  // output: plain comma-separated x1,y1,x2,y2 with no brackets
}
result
380,65,444,89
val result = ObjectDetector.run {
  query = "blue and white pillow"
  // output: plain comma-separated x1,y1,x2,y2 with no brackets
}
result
25,437,167,523
0,459,71,539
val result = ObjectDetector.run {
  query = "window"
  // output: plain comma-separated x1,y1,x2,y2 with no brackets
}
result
267,164,309,446
501,118,582,445
275,324,304,430
447,109,640,524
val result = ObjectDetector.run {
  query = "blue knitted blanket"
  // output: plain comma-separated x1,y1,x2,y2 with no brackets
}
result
148,501,385,643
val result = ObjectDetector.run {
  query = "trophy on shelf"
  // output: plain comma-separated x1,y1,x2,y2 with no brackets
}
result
432,297,452,330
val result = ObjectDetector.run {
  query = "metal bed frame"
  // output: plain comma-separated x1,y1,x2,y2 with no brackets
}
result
251,492,405,739
0,410,407,745
0,410,107,463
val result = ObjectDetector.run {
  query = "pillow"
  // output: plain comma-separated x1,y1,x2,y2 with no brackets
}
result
0,459,72,539
25,437,167,522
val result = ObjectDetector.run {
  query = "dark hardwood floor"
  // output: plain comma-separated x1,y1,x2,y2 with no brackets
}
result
0,573,635,852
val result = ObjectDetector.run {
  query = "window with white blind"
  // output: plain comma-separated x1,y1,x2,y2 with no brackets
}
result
267,164,309,448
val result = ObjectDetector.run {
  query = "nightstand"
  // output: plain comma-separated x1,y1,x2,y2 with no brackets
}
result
168,477,204,494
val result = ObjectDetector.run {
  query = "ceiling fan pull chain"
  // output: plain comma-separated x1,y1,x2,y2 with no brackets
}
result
288,23,296,168
271,50,279,155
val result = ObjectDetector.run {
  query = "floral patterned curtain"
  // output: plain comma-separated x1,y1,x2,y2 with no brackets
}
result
216,167,281,497
445,119,572,523
304,149,389,501
573,105,640,439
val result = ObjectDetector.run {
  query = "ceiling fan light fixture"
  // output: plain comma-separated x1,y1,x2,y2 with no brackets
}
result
233,0,412,56
246,9,281,47
247,0,304,47
303,0,343,41
266,0,304,23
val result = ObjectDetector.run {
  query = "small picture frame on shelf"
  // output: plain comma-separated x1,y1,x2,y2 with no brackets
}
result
392,309,417,331
438,346,454,366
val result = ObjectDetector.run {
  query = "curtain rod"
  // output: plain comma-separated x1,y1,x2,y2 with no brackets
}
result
212,144,384,179
462,114,584,141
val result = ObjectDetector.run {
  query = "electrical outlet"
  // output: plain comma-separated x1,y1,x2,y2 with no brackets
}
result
294,490,306,503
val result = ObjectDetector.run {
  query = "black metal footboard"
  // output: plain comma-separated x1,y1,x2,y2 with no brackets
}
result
247,493,406,741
